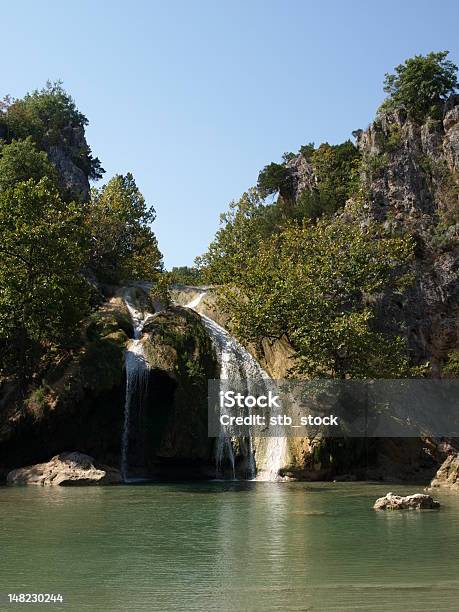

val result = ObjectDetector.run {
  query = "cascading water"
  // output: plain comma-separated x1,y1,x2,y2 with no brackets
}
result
121,290,151,482
185,292,287,481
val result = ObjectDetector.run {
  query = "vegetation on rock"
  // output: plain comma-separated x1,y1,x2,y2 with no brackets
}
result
200,209,414,378
0,83,163,383
198,50,459,379
0,81,104,182
381,51,458,121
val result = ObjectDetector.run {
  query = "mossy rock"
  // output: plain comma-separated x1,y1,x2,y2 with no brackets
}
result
86,298,133,340
78,337,125,392
125,305,218,473
142,306,212,381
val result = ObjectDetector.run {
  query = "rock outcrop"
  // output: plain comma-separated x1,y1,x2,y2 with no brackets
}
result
136,304,218,477
252,96,459,481
7,452,121,486
352,99,459,373
284,96,459,373
45,125,91,202
0,291,131,474
430,453,459,491
0,286,219,481
373,492,440,510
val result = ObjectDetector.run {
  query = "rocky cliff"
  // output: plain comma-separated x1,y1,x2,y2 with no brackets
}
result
281,96,459,375
45,124,92,202
0,288,218,482
247,96,459,481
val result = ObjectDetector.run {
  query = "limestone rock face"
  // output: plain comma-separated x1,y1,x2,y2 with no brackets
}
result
285,153,316,201
373,492,440,510
284,96,459,373
353,97,459,373
430,453,459,491
47,140,90,202
7,452,121,486
43,121,99,202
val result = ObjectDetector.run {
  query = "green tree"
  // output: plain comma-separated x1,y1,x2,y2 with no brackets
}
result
0,178,91,379
197,189,281,284
382,51,458,121
0,81,104,182
87,173,163,282
208,218,414,378
169,266,205,285
257,162,293,201
310,140,361,216
0,137,58,193
300,142,315,160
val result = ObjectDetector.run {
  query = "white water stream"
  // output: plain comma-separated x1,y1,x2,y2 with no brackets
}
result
121,291,151,482
185,291,287,481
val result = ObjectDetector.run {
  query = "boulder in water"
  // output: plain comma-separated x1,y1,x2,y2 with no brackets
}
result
6,452,122,486
373,492,440,510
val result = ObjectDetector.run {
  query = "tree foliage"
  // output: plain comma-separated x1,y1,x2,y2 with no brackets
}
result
257,162,292,200
0,81,104,181
200,194,415,378
255,140,360,221
169,266,205,285
382,51,458,121
0,179,91,377
0,84,163,382
196,189,281,284
310,140,361,216
87,173,163,283
0,137,58,192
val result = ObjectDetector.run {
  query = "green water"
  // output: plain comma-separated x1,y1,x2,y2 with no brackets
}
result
0,482,458,611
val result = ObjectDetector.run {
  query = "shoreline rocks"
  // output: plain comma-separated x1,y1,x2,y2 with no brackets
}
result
373,492,440,510
6,452,122,486
429,454,459,492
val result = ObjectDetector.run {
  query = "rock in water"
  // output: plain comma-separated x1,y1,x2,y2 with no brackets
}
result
6,452,121,486
373,492,440,510
430,454,459,492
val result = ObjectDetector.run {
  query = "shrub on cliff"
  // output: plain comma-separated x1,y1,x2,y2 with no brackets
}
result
382,51,458,121
0,81,104,181
257,162,292,201
169,266,204,286
310,140,361,216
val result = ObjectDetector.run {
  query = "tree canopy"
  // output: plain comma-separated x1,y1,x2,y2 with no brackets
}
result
0,137,58,192
0,81,104,182
0,178,91,377
200,209,414,378
87,173,163,283
382,51,458,120
257,162,292,200
0,83,163,381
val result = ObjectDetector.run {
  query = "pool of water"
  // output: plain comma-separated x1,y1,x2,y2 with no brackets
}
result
0,481,458,611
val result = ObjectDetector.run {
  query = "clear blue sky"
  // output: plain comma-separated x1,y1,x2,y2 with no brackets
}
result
2,0,458,268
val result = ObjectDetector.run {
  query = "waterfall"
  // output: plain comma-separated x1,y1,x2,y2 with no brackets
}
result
185,292,287,481
121,290,151,482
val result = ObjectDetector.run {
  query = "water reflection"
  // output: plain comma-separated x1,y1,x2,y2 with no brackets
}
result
0,483,458,610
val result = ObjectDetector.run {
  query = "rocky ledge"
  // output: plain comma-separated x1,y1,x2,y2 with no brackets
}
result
373,492,440,510
429,454,459,492
6,452,122,486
